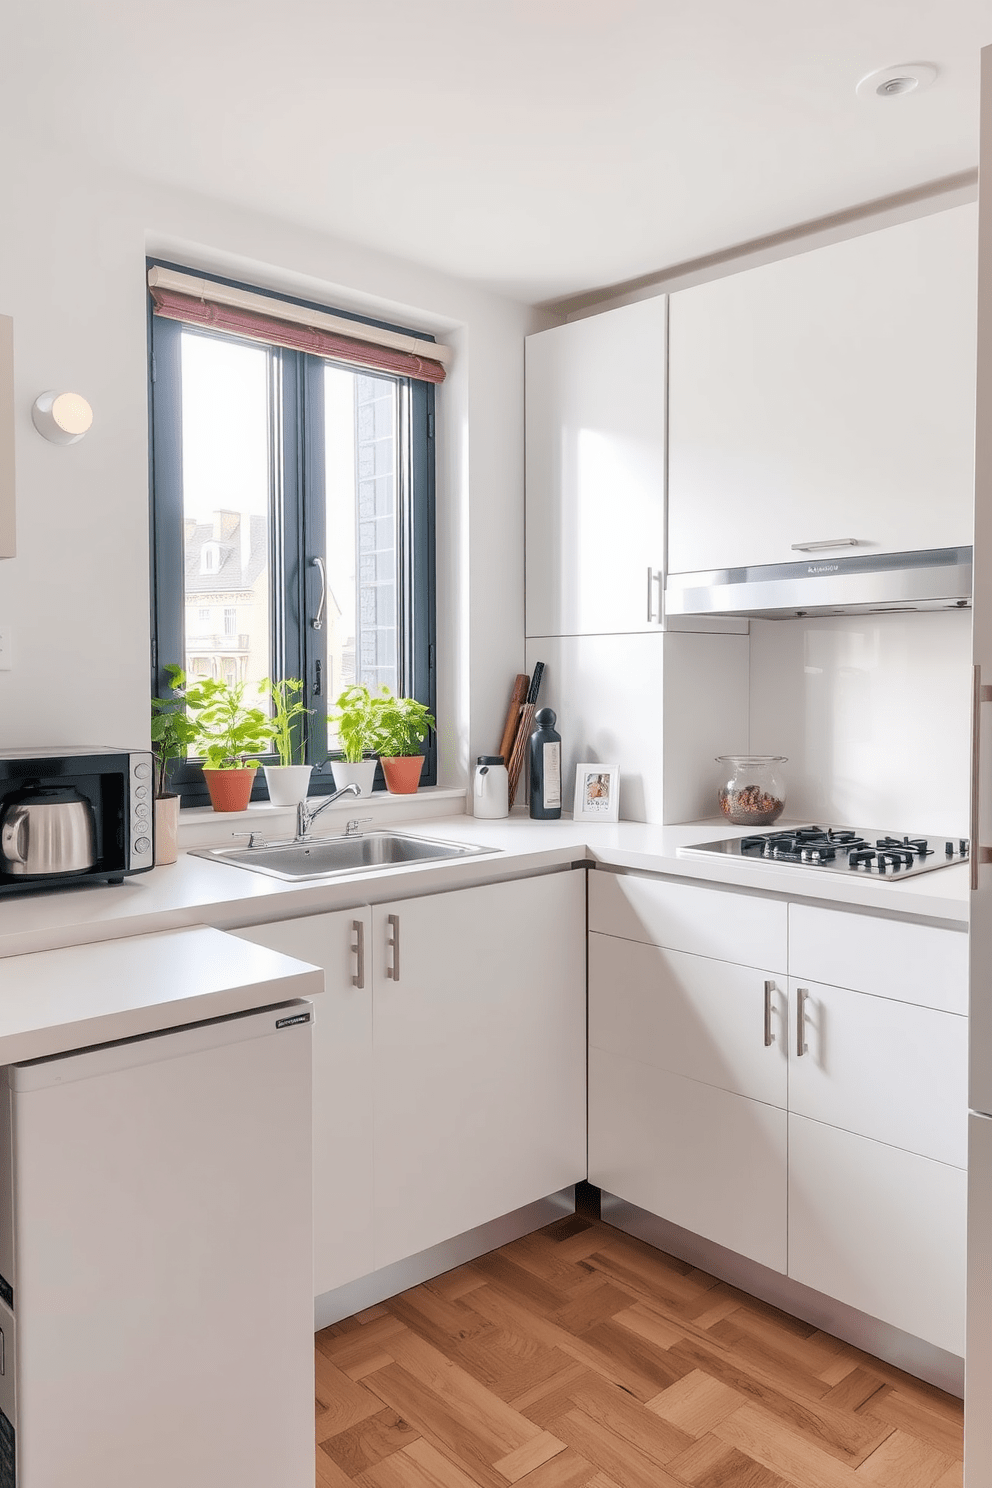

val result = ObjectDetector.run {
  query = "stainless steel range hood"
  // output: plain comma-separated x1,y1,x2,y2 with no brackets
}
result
664,546,972,620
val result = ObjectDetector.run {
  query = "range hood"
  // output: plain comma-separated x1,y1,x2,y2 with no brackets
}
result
664,546,972,620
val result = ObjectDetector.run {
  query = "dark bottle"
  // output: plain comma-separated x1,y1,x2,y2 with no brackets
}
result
529,707,562,820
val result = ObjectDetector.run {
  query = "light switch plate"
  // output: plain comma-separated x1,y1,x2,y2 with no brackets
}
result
0,626,12,670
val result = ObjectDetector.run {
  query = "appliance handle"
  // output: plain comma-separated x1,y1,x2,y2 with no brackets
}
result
1,807,27,866
790,538,861,553
311,556,326,632
972,664,992,891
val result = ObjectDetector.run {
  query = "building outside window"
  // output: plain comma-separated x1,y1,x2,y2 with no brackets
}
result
148,262,439,805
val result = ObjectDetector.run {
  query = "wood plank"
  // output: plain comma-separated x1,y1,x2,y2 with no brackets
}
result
316,1447,357,1488
320,1407,418,1477
550,1407,687,1488
385,1327,543,1451
713,1404,862,1488
358,1436,488,1488
507,1448,598,1488
492,1431,567,1483
569,1374,695,1464
857,1429,955,1488
553,1280,639,1337
860,1387,965,1456
646,1368,747,1436
611,1301,685,1352
363,1361,512,1488
820,1367,886,1414
315,1352,384,1438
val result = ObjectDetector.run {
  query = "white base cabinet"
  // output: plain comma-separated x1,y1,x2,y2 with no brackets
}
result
588,870,968,1354
372,871,587,1269
789,1114,966,1357
236,869,587,1295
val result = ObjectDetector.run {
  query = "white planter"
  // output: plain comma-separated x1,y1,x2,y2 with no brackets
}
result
330,760,378,797
263,764,314,807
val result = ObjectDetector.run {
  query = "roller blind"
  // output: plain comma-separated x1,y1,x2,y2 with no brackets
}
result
147,266,449,384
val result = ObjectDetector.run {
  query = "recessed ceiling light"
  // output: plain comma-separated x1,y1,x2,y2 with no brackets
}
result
856,63,938,101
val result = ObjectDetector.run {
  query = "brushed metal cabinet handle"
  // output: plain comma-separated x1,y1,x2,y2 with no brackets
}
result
971,664,992,891
790,538,860,553
763,980,775,1047
796,987,809,1057
351,919,365,989
646,566,655,624
386,913,400,982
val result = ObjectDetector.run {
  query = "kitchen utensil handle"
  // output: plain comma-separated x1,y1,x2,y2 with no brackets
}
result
312,556,326,631
763,980,775,1047
796,987,809,1057
790,538,860,552
386,913,400,981
351,919,365,989
972,664,992,891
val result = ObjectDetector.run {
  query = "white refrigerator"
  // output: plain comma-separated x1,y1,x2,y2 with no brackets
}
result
0,1000,314,1488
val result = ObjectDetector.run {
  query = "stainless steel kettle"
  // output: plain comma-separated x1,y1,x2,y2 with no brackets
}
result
0,788,97,876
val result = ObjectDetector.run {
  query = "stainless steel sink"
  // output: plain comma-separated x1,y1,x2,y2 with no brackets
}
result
190,830,495,881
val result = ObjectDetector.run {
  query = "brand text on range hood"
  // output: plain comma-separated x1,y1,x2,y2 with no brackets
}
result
664,546,972,619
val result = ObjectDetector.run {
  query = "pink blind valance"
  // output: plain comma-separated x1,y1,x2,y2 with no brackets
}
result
149,286,447,385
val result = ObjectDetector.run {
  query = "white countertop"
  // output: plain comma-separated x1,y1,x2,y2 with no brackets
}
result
0,812,969,964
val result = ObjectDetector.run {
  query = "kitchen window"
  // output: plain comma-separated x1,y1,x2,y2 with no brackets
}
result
148,261,439,807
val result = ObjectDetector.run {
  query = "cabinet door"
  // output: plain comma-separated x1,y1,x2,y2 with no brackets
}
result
788,1114,966,1356
372,870,587,1270
589,932,787,1107
668,204,977,574
232,909,373,1297
789,903,968,1015
789,977,967,1167
589,1047,788,1273
525,297,666,637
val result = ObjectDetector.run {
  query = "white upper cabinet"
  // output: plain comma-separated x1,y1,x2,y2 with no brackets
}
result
525,296,667,636
667,204,978,575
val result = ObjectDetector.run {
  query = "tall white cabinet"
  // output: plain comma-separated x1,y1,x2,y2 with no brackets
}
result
525,296,667,638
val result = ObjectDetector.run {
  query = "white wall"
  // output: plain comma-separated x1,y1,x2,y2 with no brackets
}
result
0,144,552,782
748,609,973,837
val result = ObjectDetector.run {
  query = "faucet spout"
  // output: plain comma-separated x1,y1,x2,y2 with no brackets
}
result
296,782,362,842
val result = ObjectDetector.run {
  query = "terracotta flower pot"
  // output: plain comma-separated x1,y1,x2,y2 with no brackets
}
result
203,768,256,812
379,755,424,794
153,793,180,865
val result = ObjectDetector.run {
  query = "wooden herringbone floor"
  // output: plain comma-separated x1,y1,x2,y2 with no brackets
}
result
313,1216,964,1488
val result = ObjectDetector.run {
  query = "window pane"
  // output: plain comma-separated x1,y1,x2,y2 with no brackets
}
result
324,366,400,734
180,330,272,698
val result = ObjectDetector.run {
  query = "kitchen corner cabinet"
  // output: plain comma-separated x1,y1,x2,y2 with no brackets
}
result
667,203,978,575
525,296,667,637
588,872,968,1354
235,869,586,1293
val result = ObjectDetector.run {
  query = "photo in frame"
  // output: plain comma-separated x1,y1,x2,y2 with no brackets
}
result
572,763,620,823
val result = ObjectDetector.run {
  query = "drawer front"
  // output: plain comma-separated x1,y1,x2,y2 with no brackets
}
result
589,932,787,1108
788,1114,966,1356
790,979,967,1167
589,1046,788,1274
789,904,967,1013
590,870,788,972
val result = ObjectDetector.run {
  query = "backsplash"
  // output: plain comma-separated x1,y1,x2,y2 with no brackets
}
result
748,609,972,837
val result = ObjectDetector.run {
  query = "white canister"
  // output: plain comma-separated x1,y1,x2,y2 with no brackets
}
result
473,755,509,818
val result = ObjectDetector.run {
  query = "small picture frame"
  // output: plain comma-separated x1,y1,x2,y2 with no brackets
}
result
572,763,620,824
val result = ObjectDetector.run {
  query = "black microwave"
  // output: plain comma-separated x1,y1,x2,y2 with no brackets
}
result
0,748,155,896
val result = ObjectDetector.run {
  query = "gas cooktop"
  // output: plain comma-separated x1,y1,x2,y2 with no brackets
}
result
679,826,970,879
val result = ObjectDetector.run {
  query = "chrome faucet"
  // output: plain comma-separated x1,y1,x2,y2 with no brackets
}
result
295,782,361,842
344,818,373,837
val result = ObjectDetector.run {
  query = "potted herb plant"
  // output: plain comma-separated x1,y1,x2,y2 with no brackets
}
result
167,668,274,812
259,677,313,806
371,689,435,794
327,684,384,797
150,666,198,864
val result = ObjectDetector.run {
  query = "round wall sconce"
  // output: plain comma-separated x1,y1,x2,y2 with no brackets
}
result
31,391,93,445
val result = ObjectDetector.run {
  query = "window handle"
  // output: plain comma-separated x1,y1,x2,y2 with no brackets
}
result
312,556,326,631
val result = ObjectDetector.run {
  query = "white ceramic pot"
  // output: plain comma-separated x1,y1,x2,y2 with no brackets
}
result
263,764,314,807
330,759,378,797
153,794,180,866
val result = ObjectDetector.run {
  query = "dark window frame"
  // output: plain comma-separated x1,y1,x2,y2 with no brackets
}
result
147,259,437,808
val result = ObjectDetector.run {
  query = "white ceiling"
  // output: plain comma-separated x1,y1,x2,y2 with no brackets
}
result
7,0,992,304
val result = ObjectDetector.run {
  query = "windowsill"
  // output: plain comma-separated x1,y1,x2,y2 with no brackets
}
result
177,785,468,849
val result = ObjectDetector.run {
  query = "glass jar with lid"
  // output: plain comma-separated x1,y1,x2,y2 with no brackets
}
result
716,756,787,826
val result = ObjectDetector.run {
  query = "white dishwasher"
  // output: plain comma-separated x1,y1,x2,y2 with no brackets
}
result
0,999,314,1488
